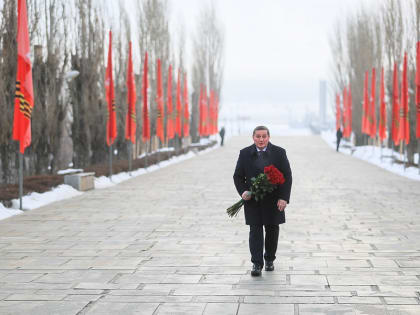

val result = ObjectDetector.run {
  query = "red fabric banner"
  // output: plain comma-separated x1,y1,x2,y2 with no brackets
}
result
343,85,352,138
379,67,387,141
175,69,182,137
166,65,174,140
416,42,420,139
203,87,209,136
199,85,203,136
13,0,34,154
183,73,189,137
125,41,136,144
392,62,400,146
209,90,214,135
342,87,348,137
336,93,341,131
215,94,219,134
156,59,165,143
142,52,150,141
105,30,117,146
362,71,369,134
369,68,377,138
348,84,352,137
399,53,410,145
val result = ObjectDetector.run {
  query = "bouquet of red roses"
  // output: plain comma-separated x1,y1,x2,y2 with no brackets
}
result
227,165,285,217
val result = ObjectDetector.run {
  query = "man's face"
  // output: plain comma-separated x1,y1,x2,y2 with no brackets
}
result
253,130,270,150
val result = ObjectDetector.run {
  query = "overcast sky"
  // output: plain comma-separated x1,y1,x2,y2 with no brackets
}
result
109,0,383,125
161,0,382,124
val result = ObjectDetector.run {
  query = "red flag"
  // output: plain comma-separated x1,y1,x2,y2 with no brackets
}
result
13,0,34,154
203,86,209,136
347,84,352,137
125,42,136,144
211,90,216,134
207,90,213,135
362,71,369,134
336,93,341,131
142,52,150,142
175,69,182,137
416,42,420,139
198,85,204,136
183,73,189,137
342,87,348,137
156,59,165,143
399,53,410,145
392,62,400,145
105,30,117,146
343,85,352,138
166,65,174,140
215,94,219,134
379,67,387,141
369,68,377,138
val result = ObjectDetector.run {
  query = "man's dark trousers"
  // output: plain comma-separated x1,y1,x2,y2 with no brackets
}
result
249,224,279,267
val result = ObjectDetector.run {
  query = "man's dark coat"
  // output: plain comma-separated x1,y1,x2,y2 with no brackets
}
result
233,142,292,225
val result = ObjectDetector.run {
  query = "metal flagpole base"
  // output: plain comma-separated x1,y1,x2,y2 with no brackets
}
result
19,152,23,210
391,143,394,165
418,141,420,174
109,144,113,181
128,142,132,176
145,141,148,168
403,144,407,171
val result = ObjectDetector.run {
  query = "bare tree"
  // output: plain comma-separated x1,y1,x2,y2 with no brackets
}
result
135,0,171,152
331,5,386,145
191,1,224,142
0,0,18,183
381,0,404,148
69,0,105,167
30,0,70,174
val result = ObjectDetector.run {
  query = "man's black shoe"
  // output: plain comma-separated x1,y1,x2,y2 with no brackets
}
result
251,264,262,277
265,261,274,271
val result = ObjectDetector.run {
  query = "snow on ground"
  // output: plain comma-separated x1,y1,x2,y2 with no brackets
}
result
0,142,219,220
57,168,83,175
0,203,23,220
11,185,84,211
321,130,420,181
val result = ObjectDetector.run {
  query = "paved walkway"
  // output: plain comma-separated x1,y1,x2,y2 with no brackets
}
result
1,136,420,314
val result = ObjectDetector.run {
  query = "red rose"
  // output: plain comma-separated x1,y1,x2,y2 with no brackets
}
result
264,165,285,185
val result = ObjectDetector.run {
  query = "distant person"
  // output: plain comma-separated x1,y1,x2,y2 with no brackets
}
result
219,127,225,146
233,126,292,277
336,128,343,152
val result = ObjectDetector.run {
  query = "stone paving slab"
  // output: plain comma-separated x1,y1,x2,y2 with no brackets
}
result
0,136,420,314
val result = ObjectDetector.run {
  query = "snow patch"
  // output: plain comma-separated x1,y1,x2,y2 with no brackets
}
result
1,144,217,220
321,130,420,181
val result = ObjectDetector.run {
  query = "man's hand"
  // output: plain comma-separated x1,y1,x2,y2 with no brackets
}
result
241,191,251,200
277,199,287,211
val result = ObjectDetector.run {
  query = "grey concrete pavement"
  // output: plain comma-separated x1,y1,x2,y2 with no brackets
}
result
0,135,420,314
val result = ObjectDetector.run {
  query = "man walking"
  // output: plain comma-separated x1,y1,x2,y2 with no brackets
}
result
233,126,292,276
219,126,226,146
336,127,343,152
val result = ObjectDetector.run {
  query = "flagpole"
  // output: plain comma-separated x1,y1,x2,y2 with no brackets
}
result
145,141,148,168
128,142,132,176
418,140,420,174
380,140,383,162
391,143,394,165
157,140,161,164
109,144,113,180
19,152,23,210
401,143,406,171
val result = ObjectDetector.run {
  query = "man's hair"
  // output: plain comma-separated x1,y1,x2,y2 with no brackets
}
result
253,125,270,136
